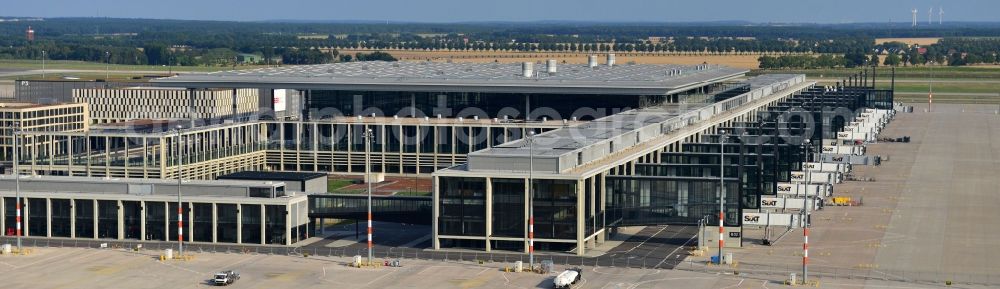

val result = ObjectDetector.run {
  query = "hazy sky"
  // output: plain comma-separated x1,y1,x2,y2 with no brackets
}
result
5,0,997,23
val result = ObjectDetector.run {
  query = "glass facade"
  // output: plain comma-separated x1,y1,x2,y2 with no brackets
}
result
438,177,485,236
27,198,47,236
241,204,262,244
97,200,118,239
532,180,577,240
74,199,94,238
50,199,71,237
217,204,238,243
491,178,524,238
2,198,22,236
606,176,741,227
145,202,166,241
123,201,142,239
308,90,655,121
264,205,286,245
193,203,213,242
308,195,431,224
168,202,190,242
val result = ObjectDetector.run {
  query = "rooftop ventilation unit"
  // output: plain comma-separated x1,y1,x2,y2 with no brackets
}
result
607,53,616,67
546,59,557,74
588,55,598,68
522,62,534,78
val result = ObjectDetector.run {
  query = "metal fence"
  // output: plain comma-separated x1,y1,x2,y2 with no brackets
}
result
2,236,996,287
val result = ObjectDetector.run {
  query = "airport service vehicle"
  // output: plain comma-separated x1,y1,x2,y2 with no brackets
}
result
213,271,240,286
553,269,582,288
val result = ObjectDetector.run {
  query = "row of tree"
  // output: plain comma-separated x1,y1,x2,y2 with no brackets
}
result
4,18,1000,67
757,54,873,69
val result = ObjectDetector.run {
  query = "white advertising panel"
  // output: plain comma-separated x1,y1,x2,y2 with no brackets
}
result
742,212,798,227
273,89,287,112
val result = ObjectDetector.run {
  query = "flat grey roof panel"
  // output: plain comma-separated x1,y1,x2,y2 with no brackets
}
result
153,61,748,95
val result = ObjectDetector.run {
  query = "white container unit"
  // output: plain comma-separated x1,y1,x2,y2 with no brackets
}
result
802,162,851,174
776,182,833,197
791,171,841,184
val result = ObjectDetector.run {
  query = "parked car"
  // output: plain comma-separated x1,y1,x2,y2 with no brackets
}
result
553,269,582,288
213,270,240,286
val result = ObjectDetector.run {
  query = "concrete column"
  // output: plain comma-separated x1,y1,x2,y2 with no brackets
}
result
46,198,52,237
432,176,440,250
187,202,194,243
576,180,586,256
92,199,98,240
598,173,606,244
588,177,595,235
117,200,124,240
236,204,243,244
285,204,292,246
164,201,170,241
140,201,146,241
484,177,492,252
69,199,75,238
1,197,6,237
23,199,29,237
212,203,218,243
260,204,265,245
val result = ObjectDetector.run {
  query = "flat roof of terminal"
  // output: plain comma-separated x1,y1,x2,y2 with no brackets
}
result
152,61,748,95
447,74,806,176
473,104,707,158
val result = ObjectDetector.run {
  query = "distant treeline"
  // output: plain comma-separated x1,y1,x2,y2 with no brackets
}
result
2,18,1000,66
760,38,1000,69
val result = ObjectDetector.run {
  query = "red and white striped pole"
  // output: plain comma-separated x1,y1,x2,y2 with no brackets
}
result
13,123,22,251
529,216,534,261
367,211,373,261
176,126,184,258
365,128,374,265
717,130,726,264
178,205,184,255
16,202,22,242
803,226,809,282
718,211,724,263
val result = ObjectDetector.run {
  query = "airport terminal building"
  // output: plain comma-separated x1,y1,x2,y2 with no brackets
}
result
4,58,893,255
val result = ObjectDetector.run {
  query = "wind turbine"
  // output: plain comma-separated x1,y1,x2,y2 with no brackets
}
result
928,7,933,25
939,7,944,25
911,9,918,27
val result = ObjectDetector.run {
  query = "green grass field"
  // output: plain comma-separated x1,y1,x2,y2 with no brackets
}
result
753,66,1000,79
0,59,263,72
327,178,356,192
759,66,1000,104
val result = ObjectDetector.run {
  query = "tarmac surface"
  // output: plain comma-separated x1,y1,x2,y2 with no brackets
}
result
697,103,1000,287
0,245,974,289
302,222,698,270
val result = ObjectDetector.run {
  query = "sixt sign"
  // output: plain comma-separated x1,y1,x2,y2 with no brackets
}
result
744,215,761,223
761,199,778,207
777,185,792,192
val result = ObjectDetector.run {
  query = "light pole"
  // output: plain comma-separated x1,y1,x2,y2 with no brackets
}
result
41,50,46,79
527,130,535,270
802,138,811,284
13,122,22,252
175,125,184,258
105,51,110,80
363,128,374,265
717,129,727,264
